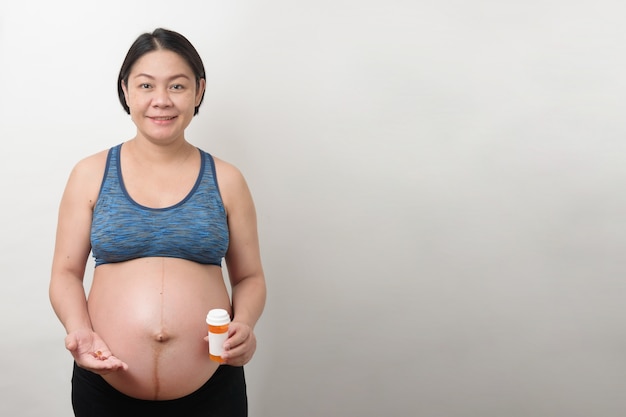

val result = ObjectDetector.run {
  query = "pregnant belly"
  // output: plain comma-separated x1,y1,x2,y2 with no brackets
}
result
87,257,231,400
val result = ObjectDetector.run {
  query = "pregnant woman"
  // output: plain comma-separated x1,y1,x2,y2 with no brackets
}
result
49,28,266,417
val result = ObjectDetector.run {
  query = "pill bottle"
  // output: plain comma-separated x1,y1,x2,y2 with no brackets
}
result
206,308,231,363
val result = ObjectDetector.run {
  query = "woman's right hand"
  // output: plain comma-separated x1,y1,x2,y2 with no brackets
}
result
65,328,129,375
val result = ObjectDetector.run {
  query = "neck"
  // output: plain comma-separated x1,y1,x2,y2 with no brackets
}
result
125,138,194,166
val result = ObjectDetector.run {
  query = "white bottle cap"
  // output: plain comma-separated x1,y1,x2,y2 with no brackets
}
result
206,309,231,326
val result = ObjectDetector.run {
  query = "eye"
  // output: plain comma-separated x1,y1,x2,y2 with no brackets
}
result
171,84,184,90
140,83,152,89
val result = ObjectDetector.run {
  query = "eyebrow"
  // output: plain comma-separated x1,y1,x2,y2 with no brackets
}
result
133,73,192,80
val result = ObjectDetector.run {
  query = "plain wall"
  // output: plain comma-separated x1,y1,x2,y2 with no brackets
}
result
1,1,626,416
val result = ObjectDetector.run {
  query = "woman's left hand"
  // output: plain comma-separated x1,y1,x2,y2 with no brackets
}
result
220,321,257,366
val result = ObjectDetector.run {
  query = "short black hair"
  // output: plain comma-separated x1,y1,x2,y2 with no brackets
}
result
117,28,206,115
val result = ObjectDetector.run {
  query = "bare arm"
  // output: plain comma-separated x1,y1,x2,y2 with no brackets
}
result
49,153,127,373
216,160,267,365
50,158,96,333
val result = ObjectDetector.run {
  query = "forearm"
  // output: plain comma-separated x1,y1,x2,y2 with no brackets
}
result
49,273,93,334
230,274,266,329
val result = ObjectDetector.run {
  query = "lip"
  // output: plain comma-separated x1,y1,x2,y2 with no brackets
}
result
148,115,178,125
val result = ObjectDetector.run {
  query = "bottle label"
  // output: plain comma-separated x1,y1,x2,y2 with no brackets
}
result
209,331,228,357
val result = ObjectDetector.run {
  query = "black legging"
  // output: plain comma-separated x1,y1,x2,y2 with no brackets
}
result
71,362,247,417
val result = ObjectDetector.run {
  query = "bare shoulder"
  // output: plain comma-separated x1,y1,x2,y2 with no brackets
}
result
212,156,253,211
212,156,248,191
63,149,110,205
72,149,109,176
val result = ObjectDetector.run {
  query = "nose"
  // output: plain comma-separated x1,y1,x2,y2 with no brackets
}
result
152,86,173,107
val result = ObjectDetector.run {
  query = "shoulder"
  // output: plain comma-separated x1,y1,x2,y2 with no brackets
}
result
211,156,247,190
63,148,111,203
211,156,253,212
72,148,110,176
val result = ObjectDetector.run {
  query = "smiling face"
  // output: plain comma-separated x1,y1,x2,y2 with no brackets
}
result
121,49,206,145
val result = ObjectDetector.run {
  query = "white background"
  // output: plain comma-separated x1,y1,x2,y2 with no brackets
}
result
1,1,626,416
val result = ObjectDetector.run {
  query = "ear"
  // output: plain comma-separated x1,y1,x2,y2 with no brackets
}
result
121,80,130,107
196,78,206,106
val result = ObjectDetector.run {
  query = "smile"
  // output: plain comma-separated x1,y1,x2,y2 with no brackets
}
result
150,116,177,120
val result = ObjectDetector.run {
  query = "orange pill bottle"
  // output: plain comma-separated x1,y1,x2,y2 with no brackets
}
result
206,309,231,363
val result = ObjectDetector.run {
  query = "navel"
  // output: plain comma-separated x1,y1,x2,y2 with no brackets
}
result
154,331,171,343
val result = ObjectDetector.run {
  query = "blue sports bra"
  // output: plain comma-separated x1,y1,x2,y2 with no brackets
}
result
90,144,229,267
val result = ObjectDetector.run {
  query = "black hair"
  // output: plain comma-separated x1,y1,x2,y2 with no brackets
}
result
117,28,206,115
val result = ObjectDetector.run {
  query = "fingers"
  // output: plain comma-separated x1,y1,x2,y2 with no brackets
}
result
224,322,250,350
94,356,129,374
65,330,129,374
77,354,129,375
221,323,256,366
